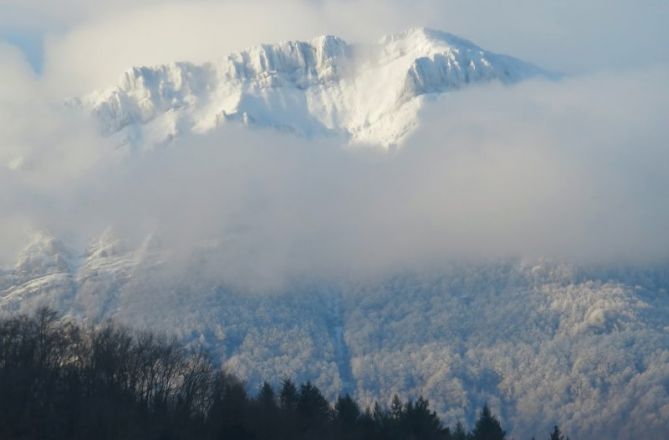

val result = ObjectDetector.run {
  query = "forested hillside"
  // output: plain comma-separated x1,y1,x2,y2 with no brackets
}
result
0,308,571,440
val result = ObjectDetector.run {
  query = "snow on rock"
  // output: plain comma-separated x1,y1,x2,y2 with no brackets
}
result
74,28,550,150
14,232,73,277
0,233,76,314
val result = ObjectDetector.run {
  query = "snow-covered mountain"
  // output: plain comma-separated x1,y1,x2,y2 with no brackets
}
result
1,231,668,439
4,28,668,440
72,28,550,149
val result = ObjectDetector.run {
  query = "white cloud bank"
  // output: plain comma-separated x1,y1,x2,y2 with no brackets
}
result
1,36,668,286
0,0,667,284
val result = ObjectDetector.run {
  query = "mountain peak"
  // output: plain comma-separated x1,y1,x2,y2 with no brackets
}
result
76,29,551,149
380,27,479,49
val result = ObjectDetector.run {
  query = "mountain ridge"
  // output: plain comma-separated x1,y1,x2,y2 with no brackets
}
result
72,28,551,150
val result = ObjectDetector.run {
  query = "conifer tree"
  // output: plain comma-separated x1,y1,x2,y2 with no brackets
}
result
472,404,505,440
452,421,470,440
254,382,278,440
550,425,569,440
403,397,450,440
391,394,404,421
297,382,331,423
335,394,361,426
279,379,299,412
257,382,277,410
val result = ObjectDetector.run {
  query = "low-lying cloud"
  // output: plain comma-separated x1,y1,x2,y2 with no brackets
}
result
1,58,668,289
1,0,668,289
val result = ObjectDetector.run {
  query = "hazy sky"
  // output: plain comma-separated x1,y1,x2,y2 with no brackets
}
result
1,0,668,286
1,0,668,85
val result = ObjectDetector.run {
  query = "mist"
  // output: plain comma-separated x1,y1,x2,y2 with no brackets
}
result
1,0,669,290
1,69,668,289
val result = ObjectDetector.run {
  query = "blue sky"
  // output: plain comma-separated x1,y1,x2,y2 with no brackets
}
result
1,31,43,72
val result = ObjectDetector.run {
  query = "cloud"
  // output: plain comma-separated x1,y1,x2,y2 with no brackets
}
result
405,69,669,263
40,1,330,95
2,59,668,288
1,0,668,285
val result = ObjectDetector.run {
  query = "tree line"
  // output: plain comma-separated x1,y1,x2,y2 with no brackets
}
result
0,308,569,440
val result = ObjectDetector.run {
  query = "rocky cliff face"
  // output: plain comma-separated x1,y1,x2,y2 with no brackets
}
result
72,28,549,149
